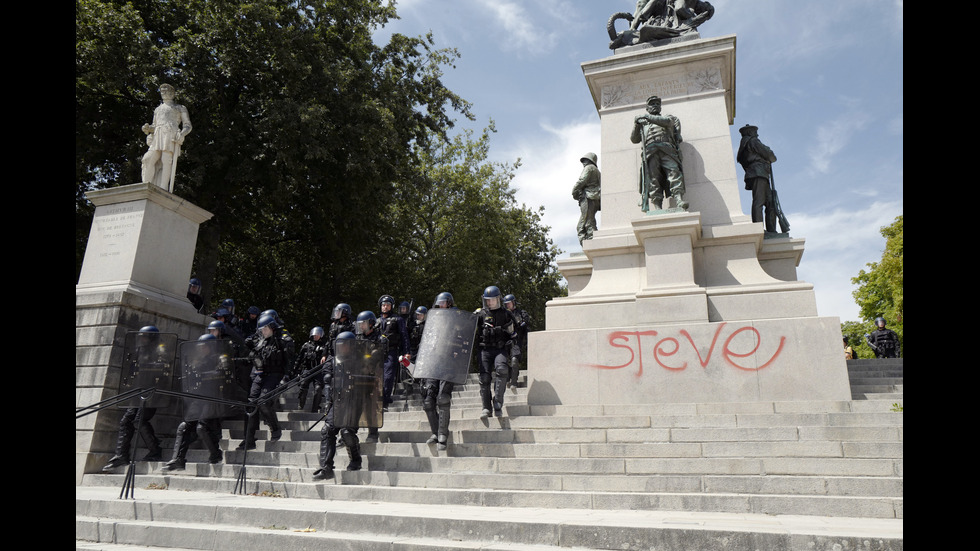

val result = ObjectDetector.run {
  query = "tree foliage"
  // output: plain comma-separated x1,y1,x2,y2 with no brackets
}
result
76,0,561,334
378,124,563,327
845,214,903,354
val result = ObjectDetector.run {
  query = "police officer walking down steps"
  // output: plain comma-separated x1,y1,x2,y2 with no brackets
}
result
292,326,328,412
313,331,362,480
357,311,389,444
476,286,519,420
420,293,456,450
237,313,287,450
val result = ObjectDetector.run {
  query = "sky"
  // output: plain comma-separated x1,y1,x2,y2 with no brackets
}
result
374,0,903,323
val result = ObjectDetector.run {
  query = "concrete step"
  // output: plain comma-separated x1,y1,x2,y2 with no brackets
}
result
76,486,903,550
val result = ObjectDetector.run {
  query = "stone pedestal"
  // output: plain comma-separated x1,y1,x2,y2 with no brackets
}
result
528,36,850,406
76,183,213,482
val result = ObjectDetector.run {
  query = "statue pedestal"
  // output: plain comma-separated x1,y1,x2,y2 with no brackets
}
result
75,183,213,482
527,36,850,406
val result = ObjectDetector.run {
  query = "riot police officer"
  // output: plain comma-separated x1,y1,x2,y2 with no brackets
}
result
293,327,328,412
102,325,166,471
240,306,261,337
420,295,454,450
313,331,362,480
867,317,901,358
164,334,225,471
357,310,389,444
325,303,355,359
503,294,530,390
409,306,427,359
476,286,519,419
237,313,288,450
187,278,205,313
377,295,409,410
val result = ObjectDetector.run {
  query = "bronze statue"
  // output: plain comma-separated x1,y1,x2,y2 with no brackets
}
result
631,96,688,212
736,124,788,234
141,83,192,193
572,153,601,244
608,0,714,50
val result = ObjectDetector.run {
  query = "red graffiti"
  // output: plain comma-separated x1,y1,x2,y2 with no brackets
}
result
586,323,786,376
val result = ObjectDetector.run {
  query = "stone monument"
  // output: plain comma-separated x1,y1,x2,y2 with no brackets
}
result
76,182,213,482
527,33,850,406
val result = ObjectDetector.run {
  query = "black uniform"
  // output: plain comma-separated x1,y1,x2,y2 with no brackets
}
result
239,330,289,449
377,312,408,406
315,354,360,477
293,337,328,412
476,307,519,416
868,328,901,358
508,307,530,386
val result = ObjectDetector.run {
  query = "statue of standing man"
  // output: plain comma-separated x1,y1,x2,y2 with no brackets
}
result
736,124,780,233
572,152,601,244
141,84,192,193
631,95,688,212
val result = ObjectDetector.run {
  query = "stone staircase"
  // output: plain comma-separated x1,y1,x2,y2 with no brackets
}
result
77,364,903,550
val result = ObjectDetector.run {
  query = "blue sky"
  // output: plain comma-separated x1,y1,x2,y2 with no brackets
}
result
376,1,903,323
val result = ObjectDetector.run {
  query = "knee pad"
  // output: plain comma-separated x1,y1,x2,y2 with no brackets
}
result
479,373,492,386
494,364,509,378
176,421,191,437
436,393,452,408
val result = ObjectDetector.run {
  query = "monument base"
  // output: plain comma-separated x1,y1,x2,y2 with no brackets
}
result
76,183,213,483
528,36,850,406
527,316,850,406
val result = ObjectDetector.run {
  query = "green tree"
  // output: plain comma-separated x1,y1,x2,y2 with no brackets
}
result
374,124,563,329
848,215,903,355
77,0,473,330
77,1,563,335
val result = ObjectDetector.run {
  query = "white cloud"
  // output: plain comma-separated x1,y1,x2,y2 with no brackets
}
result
807,110,871,175
498,118,602,256
473,0,561,54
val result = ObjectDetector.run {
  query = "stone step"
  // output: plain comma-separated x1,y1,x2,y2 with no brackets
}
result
252,408,905,429
76,486,903,550
85,466,902,498
190,437,904,463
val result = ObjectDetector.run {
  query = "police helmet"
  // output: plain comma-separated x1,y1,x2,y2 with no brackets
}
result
221,298,235,315
503,294,517,310
415,305,428,322
247,306,261,316
257,314,279,331
875,317,886,327
332,303,352,321
399,301,411,315
214,307,231,320
261,309,284,326
356,311,377,335
482,286,503,310
310,326,325,340
188,278,202,293
334,331,356,356
434,292,454,309
198,333,217,341
139,325,160,333
378,295,396,310
207,320,226,332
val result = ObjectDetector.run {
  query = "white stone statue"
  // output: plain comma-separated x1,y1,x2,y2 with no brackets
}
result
141,83,192,193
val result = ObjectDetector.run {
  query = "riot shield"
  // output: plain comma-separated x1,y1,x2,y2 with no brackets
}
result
178,338,249,421
413,308,478,385
332,339,384,428
118,330,178,408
